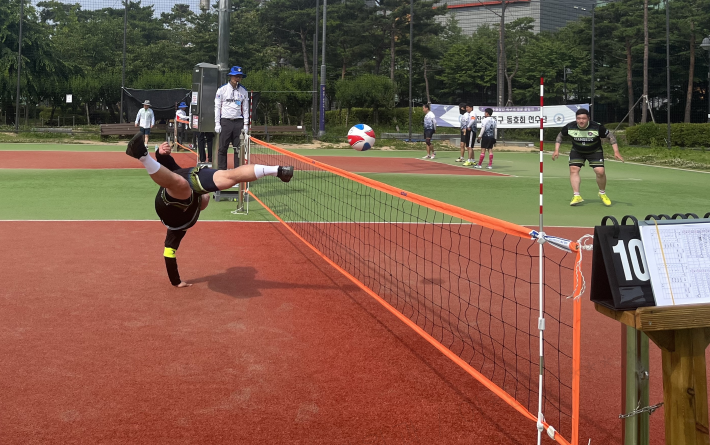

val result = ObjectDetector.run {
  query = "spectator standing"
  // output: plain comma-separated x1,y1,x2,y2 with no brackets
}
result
475,108,497,169
214,66,250,170
176,102,189,147
422,104,437,159
134,100,155,146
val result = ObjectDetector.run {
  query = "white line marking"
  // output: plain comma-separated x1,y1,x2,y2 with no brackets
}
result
0,220,595,229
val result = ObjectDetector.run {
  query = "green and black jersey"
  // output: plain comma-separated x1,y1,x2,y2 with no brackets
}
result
560,121,610,154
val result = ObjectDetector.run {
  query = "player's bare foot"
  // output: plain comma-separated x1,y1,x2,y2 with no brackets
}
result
176,282,192,288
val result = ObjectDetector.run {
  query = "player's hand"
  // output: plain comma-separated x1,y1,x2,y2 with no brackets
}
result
614,152,624,162
176,282,192,288
476,137,481,143
552,151,559,161
158,142,172,155
134,123,138,127
215,124,221,134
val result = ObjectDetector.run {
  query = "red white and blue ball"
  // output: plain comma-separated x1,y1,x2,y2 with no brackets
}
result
347,124,376,151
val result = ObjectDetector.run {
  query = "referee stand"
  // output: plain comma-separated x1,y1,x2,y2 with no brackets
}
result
591,213,710,445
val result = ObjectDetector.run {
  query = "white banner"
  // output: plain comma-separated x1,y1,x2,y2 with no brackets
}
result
431,104,589,128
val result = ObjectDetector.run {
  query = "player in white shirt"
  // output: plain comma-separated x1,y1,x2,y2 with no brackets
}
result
462,105,478,166
214,65,250,170
422,104,437,159
475,108,498,169
455,103,469,162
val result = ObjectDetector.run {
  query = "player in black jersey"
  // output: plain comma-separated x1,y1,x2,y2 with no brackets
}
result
125,133,293,287
552,109,623,206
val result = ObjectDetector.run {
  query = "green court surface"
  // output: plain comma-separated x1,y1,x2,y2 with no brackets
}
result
1,144,708,228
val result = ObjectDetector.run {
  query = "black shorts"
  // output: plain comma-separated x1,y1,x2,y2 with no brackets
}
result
139,127,151,135
155,188,202,231
174,166,220,194
569,149,604,168
466,130,476,148
424,129,435,139
480,136,495,149
460,129,468,143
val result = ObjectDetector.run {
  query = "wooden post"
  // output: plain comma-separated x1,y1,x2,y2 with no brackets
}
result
596,303,710,445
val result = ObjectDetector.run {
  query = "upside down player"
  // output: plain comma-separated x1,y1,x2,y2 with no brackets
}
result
125,133,294,287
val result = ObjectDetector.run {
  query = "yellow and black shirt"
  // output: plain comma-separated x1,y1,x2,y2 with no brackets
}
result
560,121,610,154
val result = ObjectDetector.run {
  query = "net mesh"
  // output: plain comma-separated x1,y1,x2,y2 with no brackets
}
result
248,138,578,442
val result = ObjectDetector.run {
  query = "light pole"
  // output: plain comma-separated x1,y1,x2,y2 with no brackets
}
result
701,36,710,123
563,67,572,104
15,0,24,132
319,0,326,136
574,5,594,120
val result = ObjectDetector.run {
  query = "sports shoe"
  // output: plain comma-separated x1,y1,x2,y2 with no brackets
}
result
599,192,612,206
487,165,493,169
277,166,294,183
421,155,431,159
570,195,584,206
474,164,482,169
455,157,464,162
126,132,148,159
463,161,473,166
430,153,436,159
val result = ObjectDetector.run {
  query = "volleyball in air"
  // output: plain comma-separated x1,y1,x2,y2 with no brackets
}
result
347,124,376,151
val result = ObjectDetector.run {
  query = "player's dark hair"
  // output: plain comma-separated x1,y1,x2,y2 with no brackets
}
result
485,107,494,116
576,108,590,116
423,103,431,110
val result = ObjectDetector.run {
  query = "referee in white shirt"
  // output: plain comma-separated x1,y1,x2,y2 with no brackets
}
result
214,66,250,170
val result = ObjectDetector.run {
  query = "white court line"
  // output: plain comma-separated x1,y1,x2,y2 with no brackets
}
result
0,220,595,229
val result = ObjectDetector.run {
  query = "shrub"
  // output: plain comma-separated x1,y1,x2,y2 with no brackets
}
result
626,123,710,147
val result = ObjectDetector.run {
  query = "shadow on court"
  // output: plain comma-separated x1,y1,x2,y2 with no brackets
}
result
190,266,338,299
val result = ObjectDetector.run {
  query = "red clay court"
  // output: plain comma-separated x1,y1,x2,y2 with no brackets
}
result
0,149,686,444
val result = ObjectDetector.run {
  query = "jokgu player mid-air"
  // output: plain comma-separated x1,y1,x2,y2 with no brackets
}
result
125,133,294,287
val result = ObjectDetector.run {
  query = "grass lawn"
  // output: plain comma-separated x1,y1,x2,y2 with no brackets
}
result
2,148,708,229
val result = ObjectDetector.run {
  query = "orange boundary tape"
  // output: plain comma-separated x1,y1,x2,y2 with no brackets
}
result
248,137,580,445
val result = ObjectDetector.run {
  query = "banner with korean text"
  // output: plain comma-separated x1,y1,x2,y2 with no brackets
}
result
431,104,590,128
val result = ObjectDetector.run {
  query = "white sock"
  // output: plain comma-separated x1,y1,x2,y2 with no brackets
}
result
140,155,161,175
254,164,279,179
599,190,605,194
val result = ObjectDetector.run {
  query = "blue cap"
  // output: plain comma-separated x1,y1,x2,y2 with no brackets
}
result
178,102,187,108
228,66,247,78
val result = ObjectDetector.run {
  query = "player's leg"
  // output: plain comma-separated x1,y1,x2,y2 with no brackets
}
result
127,133,192,200
457,130,465,162
212,164,293,189
592,164,612,206
476,146,486,168
163,229,191,287
464,132,475,166
487,147,493,169
183,164,294,195
569,165,584,205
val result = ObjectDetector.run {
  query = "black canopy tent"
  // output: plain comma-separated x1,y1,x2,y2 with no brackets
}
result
122,88,191,123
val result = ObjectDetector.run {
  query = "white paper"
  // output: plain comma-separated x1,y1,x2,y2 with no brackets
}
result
639,222,710,306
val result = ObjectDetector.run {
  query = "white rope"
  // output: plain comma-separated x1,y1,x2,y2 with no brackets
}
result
569,234,594,300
